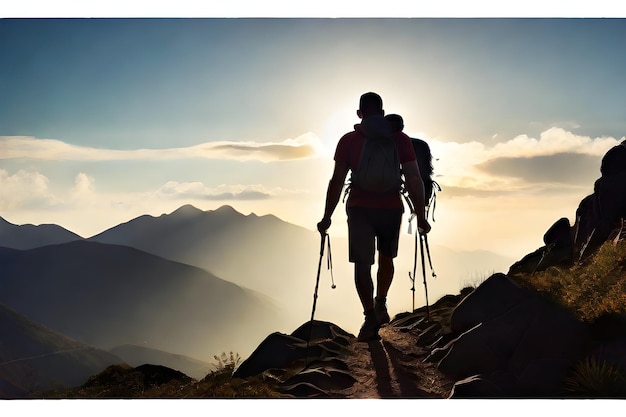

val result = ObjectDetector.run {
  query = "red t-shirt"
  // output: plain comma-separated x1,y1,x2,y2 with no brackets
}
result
334,126,416,208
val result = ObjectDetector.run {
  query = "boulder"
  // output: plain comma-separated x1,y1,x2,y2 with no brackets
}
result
509,218,574,275
232,332,308,378
291,320,354,345
450,273,531,334
440,295,544,378
233,321,354,379
579,171,626,260
438,273,592,397
438,323,509,377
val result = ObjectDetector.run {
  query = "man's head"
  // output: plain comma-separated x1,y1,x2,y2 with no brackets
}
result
385,114,404,132
357,92,384,119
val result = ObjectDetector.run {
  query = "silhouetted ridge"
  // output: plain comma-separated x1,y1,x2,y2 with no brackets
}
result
169,204,204,218
0,239,282,362
209,204,246,221
0,216,83,250
87,204,319,331
213,204,239,214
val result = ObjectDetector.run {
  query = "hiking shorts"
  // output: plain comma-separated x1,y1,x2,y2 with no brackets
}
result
346,206,403,265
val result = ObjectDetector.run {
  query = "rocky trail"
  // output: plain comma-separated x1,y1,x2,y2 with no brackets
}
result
231,292,465,399
339,324,456,398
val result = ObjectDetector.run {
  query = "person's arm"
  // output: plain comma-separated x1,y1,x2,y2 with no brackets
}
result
402,160,431,234
317,160,349,234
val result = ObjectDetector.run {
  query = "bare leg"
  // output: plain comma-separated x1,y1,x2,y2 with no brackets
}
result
355,262,381,341
354,262,374,312
376,253,394,298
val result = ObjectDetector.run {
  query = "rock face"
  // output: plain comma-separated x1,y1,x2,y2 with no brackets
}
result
232,320,357,398
510,140,626,274
431,273,593,398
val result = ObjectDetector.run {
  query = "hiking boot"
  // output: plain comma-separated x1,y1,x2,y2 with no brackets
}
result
374,296,390,325
357,310,381,342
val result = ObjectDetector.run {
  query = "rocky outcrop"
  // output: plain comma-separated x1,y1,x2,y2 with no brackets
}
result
510,140,626,274
232,320,357,398
431,273,592,398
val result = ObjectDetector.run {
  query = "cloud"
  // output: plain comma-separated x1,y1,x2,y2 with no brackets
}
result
429,127,623,197
0,169,62,210
0,133,322,162
477,153,601,185
69,172,97,207
489,128,620,158
153,181,306,201
436,185,515,198
71,172,96,195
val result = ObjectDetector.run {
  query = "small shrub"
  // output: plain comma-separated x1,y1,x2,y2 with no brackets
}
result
460,270,494,290
563,356,626,398
212,351,241,372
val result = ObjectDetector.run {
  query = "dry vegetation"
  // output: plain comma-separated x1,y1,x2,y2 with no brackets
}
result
511,240,626,323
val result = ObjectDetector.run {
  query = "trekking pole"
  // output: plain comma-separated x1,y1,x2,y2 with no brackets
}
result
419,228,430,323
408,216,417,312
326,234,336,289
424,234,437,279
306,231,327,367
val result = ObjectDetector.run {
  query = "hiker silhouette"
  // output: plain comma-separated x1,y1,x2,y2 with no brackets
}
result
317,92,430,342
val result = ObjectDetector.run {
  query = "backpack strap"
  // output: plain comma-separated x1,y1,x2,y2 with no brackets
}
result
427,180,442,222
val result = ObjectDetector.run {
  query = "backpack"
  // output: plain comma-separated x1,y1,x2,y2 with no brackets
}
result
411,137,441,213
411,138,434,201
349,116,403,193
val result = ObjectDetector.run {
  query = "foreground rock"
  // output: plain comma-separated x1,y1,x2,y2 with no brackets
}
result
433,273,592,398
233,320,357,398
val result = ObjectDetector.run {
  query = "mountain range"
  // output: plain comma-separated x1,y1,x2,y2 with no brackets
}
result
89,204,321,305
0,204,515,397
85,204,515,329
0,240,282,362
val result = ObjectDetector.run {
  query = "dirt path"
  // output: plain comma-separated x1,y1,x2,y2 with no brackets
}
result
339,325,456,398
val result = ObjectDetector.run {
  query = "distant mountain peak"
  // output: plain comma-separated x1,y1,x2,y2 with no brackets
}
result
212,205,242,215
169,204,204,217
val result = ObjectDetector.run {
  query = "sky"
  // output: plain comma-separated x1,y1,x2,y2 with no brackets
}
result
2,6,626,261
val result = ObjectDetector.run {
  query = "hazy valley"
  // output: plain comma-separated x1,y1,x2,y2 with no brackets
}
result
0,204,514,397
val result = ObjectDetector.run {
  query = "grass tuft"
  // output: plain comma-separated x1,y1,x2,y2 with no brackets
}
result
563,356,626,398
